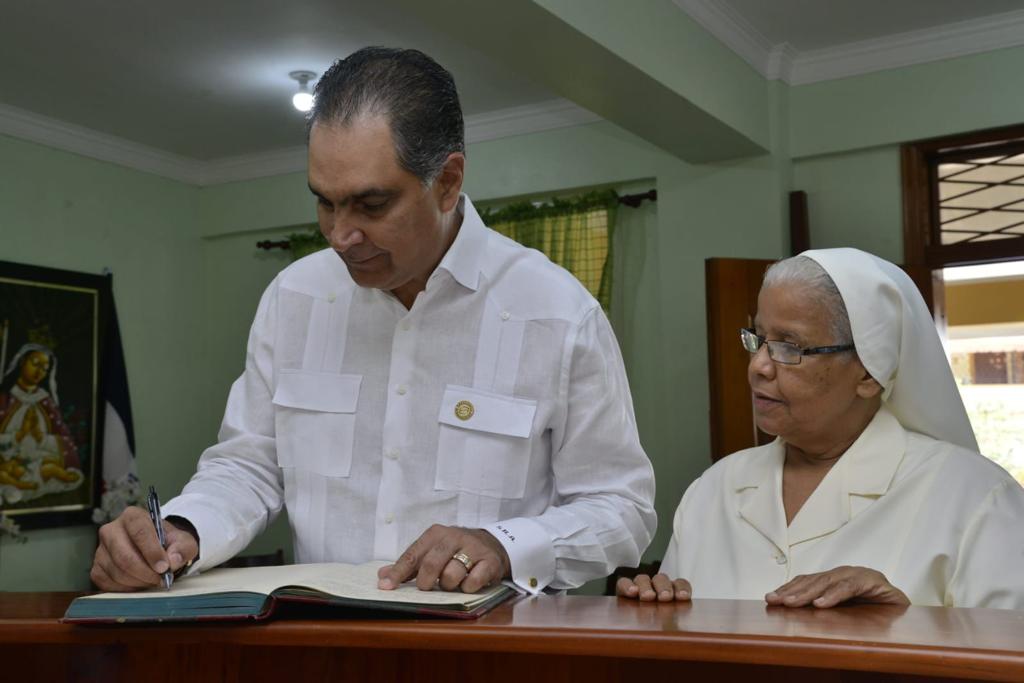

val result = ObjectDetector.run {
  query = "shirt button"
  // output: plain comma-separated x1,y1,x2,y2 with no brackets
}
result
529,577,538,588
775,555,787,565
400,320,411,331
384,515,394,525
327,293,336,303
501,311,511,321
397,385,408,395
386,448,399,460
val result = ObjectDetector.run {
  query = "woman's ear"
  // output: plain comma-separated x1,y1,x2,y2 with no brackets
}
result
856,370,883,399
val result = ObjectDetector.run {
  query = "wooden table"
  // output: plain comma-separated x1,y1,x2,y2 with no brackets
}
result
2,592,1023,682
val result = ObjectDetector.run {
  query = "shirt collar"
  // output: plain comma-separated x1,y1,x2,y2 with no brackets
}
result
731,440,788,554
786,406,905,545
733,438,784,492
731,406,908,548
435,194,487,292
838,404,906,496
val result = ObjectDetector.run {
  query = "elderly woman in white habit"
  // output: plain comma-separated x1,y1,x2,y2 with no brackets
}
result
619,248,1024,609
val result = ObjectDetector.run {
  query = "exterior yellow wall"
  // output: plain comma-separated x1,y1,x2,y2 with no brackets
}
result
946,279,1024,326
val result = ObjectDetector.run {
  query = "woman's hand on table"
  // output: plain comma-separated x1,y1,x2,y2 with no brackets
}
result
616,573,692,602
766,565,910,608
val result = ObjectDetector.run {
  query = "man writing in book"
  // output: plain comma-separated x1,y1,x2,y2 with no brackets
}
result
90,47,656,596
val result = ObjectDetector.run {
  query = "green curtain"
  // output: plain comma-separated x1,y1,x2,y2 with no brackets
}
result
480,190,618,311
285,189,619,310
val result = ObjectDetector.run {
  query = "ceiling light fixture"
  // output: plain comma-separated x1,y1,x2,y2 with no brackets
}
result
289,70,316,112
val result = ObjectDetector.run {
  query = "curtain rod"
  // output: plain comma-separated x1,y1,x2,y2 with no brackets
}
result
256,239,291,250
256,188,656,250
618,189,657,207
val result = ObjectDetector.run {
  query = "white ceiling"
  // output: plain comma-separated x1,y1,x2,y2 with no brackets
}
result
2,0,1023,181
0,0,553,160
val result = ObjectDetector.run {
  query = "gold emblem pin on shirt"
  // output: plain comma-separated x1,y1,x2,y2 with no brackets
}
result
454,400,474,421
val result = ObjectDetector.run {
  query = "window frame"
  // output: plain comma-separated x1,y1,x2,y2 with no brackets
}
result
902,123,1024,269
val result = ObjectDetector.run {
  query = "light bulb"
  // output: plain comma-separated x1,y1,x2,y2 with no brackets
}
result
288,70,317,113
292,91,313,112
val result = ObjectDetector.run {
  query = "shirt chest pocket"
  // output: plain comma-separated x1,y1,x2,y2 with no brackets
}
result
434,385,537,500
272,370,362,478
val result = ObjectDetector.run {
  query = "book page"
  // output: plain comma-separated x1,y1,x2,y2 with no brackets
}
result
285,562,503,606
77,561,505,606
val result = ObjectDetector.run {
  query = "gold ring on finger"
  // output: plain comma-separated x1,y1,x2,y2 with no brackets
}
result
451,551,474,572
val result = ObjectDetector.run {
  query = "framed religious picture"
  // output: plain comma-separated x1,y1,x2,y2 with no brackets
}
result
0,260,110,530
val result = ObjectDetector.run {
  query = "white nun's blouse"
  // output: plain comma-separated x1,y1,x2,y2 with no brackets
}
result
661,407,1024,609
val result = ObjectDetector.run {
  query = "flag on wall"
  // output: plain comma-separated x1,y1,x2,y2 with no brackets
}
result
92,275,140,523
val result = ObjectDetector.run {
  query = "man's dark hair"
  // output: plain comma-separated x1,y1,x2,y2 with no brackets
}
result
309,47,465,184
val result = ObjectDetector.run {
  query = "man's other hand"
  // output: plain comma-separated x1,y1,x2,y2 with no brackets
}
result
91,506,199,591
378,525,510,594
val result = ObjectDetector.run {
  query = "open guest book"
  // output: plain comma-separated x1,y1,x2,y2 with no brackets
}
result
63,561,516,623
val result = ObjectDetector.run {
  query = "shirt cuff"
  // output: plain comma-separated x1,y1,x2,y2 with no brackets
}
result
161,494,237,573
484,517,555,595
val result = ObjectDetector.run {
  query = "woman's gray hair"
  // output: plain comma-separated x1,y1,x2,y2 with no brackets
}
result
762,256,854,346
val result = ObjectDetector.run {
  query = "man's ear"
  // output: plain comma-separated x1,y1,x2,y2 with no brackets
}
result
433,152,465,212
856,369,883,400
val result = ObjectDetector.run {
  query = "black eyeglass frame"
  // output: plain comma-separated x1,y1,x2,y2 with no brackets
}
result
740,327,855,365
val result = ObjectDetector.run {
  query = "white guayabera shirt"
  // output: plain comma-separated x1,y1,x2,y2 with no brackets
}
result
164,195,656,594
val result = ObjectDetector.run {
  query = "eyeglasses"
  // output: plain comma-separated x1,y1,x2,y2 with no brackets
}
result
740,328,854,365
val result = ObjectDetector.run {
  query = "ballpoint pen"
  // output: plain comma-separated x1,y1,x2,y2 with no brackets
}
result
146,485,174,590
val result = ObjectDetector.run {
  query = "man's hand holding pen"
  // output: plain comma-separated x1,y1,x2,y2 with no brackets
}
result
91,506,199,592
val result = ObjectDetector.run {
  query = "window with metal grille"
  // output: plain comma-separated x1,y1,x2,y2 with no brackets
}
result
903,125,1024,268
938,151,1024,246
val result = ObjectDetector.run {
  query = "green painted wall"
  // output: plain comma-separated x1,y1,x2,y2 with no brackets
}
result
789,44,1024,159
198,172,313,238
0,134,210,589
791,146,904,263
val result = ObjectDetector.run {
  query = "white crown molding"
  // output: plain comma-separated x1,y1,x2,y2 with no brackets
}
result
0,99,601,187
195,146,309,186
675,1,1024,86
465,99,602,143
196,99,602,185
0,102,202,184
765,43,798,82
788,8,1024,85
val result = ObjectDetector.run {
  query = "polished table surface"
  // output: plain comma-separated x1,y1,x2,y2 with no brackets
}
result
2,592,1023,681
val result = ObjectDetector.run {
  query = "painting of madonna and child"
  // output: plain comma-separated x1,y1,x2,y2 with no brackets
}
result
0,261,108,528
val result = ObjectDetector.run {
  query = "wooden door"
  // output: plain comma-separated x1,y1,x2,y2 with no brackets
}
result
705,258,775,462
